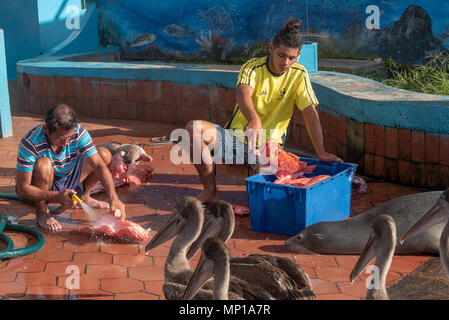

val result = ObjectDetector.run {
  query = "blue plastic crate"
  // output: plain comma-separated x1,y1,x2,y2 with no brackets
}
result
245,158,358,236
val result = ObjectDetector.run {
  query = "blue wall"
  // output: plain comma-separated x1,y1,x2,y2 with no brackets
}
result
40,1,100,57
0,0,99,79
95,0,449,65
38,0,88,53
0,0,41,80
0,29,12,137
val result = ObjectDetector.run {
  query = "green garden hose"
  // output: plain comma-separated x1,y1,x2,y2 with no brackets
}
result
0,192,62,214
0,193,46,260
0,192,33,205
0,218,14,252
0,232,14,253
0,211,45,261
0,219,45,261
0,192,43,254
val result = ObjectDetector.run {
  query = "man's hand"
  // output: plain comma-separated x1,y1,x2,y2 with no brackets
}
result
109,197,126,220
317,151,343,163
86,152,126,220
302,105,344,164
54,189,78,209
236,83,264,152
244,117,263,151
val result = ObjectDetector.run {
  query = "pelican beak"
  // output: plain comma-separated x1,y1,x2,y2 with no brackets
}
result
186,215,222,260
400,197,449,244
182,253,214,300
145,209,184,254
350,231,378,283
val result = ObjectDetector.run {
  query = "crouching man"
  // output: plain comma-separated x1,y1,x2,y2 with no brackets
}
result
15,103,126,231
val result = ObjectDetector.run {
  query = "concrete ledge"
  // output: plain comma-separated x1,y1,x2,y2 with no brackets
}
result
318,58,381,75
17,50,240,89
312,71,449,135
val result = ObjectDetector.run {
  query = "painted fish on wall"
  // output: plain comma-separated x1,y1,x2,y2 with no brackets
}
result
127,33,157,48
163,24,196,39
95,0,449,65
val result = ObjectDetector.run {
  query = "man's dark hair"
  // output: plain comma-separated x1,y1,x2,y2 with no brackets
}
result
45,104,79,134
272,18,303,50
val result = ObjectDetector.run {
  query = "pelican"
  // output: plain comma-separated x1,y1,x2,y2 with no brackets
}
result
145,196,273,300
145,197,204,285
401,188,449,278
183,237,233,300
184,237,276,300
145,197,212,299
186,200,316,300
184,237,310,300
350,214,396,300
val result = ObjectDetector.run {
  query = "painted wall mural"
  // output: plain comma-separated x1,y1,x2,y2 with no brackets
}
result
93,0,449,65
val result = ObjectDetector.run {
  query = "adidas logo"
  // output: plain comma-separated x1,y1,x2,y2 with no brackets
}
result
260,88,266,96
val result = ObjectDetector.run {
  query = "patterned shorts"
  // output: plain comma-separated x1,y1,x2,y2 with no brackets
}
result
51,155,86,196
213,124,260,170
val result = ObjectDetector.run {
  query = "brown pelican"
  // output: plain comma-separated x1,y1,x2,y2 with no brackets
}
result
400,189,449,278
186,200,234,260
145,197,273,300
145,197,211,299
183,237,233,300
145,197,203,284
186,200,316,300
184,237,312,300
350,214,396,300
183,236,276,300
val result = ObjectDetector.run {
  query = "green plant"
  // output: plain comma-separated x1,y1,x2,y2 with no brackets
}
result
364,53,449,95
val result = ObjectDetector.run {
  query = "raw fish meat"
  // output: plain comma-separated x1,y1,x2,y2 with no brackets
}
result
352,176,368,194
126,162,153,185
71,214,149,242
257,142,331,188
110,152,127,179
90,152,153,194
274,174,331,188
232,204,250,216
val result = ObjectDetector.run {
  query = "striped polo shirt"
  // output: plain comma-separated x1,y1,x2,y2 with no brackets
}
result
225,56,318,145
16,123,97,177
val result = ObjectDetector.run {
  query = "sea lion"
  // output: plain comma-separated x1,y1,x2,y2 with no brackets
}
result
285,191,444,255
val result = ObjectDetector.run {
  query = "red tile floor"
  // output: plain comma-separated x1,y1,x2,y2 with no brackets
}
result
0,111,433,300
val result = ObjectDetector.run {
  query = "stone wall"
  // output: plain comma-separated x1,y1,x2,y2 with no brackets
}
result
287,108,449,189
17,73,235,127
